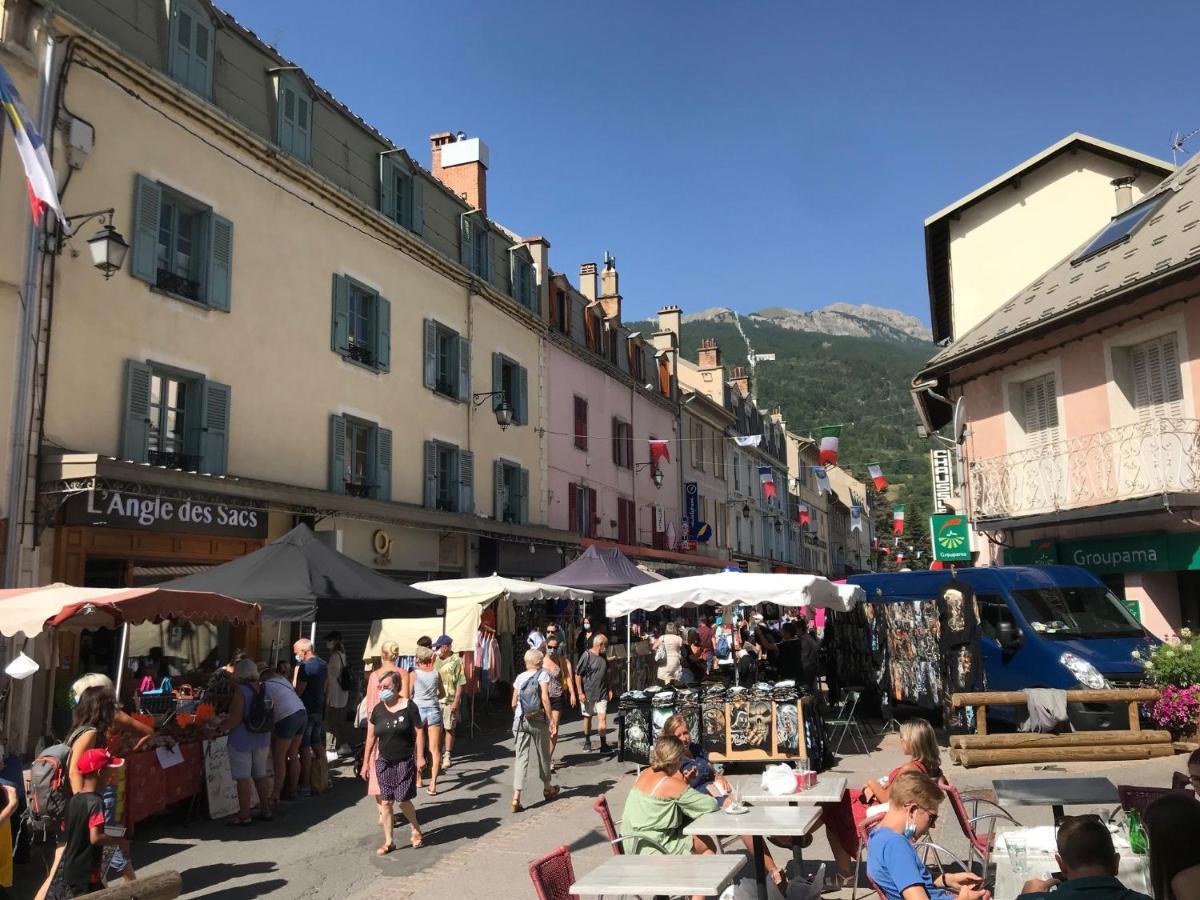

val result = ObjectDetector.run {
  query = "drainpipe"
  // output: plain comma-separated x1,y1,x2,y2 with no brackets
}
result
4,19,58,587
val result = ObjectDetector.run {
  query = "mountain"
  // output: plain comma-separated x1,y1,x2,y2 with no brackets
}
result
683,303,931,344
629,309,938,560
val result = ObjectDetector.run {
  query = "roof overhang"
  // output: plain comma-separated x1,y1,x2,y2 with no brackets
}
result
977,492,1200,533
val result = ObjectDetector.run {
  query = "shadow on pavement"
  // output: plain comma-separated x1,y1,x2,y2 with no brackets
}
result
186,877,289,899
415,791,501,826
424,814,501,845
180,860,279,893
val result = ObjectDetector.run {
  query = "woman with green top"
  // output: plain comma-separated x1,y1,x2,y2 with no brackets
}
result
619,734,717,858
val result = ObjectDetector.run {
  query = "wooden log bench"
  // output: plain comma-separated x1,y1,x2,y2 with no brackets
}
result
88,872,182,900
948,689,1167,768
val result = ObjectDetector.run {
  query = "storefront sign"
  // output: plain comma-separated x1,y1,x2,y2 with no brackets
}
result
64,488,268,538
930,513,971,562
930,449,954,509
1012,534,1173,574
684,482,699,529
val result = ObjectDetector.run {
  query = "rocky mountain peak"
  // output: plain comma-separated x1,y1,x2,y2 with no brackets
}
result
681,303,930,343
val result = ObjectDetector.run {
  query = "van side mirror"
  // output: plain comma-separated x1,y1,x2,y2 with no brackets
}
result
997,621,1019,649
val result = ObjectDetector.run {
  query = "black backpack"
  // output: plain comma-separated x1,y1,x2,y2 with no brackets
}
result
336,653,355,693
244,684,275,734
25,726,92,835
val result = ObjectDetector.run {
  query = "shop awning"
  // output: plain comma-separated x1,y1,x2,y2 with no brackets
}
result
605,571,855,618
544,544,659,595
0,583,259,639
364,575,592,658
160,524,444,622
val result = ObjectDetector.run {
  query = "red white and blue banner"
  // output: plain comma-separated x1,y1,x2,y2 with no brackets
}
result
758,466,777,500
0,62,64,227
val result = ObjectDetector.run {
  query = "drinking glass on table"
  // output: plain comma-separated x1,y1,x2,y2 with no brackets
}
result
1005,833,1027,875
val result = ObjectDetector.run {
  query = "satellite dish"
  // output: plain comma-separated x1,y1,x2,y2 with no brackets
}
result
952,397,967,445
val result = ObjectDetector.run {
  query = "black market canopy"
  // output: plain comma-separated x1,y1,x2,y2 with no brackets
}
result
160,524,443,621
544,544,658,595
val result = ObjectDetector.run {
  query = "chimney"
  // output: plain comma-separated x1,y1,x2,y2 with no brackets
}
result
657,305,681,340
598,252,621,321
522,236,550,317
430,131,489,215
697,337,722,370
730,365,750,398
1112,175,1137,213
579,262,597,302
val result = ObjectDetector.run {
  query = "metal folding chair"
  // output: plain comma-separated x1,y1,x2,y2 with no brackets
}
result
826,689,870,755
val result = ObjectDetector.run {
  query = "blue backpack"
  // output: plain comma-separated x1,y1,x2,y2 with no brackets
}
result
715,631,732,660
519,673,545,720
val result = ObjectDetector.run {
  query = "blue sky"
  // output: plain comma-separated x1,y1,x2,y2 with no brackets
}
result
222,0,1200,326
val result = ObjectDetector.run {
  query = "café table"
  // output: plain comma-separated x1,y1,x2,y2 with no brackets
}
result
685,804,822,900
570,854,746,898
992,826,1150,897
992,776,1119,823
738,774,846,871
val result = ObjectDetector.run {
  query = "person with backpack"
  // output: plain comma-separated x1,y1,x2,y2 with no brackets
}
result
222,659,273,826
510,648,558,813
257,665,306,805
713,619,735,680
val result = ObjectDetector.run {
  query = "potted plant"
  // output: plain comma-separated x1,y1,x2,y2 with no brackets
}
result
1134,628,1200,742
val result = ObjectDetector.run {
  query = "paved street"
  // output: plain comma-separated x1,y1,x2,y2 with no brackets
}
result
13,710,1185,899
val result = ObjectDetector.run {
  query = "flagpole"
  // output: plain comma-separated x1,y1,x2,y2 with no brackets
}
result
3,24,57,587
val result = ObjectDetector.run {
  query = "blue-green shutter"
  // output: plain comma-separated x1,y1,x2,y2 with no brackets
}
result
131,176,161,284
206,213,233,311
516,364,528,426
493,459,506,521
170,2,212,99
508,251,518,298
375,295,391,372
121,360,153,463
199,379,230,475
460,216,474,269
277,80,295,154
458,449,475,514
484,231,494,281
411,175,424,236
379,158,397,222
189,9,213,98
328,414,346,494
423,319,437,389
423,440,437,509
331,274,349,353
518,467,529,525
374,427,393,502
491,352,503,410
456,336,471,403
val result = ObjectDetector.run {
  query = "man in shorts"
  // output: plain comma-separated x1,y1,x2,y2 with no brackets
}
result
293,638,328,797
574,634,611,752
433,635,465,770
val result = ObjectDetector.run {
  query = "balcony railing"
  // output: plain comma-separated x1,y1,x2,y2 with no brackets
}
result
148,449,200,471
970,417,1200,520
156,269,201,302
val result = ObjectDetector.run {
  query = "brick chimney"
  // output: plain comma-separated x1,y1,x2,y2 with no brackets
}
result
598,253,621,321
657,305,681,340
730,366,750,398
579,262,597,302
698,337,722,369
430,131,489,215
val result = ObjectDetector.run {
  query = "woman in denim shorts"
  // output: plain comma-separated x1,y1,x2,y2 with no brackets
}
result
410,647,445,795
225,659,273,825
260,665,307,803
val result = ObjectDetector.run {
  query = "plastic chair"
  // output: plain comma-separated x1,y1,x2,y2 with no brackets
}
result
827,690,870,755
592,794,670,855
939,778,1020,880
529,845,578,900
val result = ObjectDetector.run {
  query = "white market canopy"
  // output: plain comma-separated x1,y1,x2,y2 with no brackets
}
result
363,574,592,658
605,571,857,618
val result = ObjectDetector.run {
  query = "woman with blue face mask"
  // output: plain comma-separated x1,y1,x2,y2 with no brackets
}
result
362,670,424,855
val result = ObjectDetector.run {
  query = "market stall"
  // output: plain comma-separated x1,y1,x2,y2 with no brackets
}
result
604,572,859,767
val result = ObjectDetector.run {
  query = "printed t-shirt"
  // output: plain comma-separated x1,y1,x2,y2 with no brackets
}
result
371,700,420,762
435,654,466,700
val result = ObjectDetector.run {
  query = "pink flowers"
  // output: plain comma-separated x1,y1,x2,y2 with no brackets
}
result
1149,684,1200,739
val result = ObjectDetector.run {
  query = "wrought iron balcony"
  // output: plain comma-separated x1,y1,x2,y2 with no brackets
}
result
156,269,201,302
148,449,200,471
970,417,1200,520
344,480,371,499
346,341,375,366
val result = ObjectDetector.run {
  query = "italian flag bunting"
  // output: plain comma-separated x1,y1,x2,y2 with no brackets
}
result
892,505,905,535
867,463,888,492
818,426,840,466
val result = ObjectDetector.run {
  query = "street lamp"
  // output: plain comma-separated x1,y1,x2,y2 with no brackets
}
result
742,502,751,519
634,462,664,489
62,209,129,279
471,391,512,430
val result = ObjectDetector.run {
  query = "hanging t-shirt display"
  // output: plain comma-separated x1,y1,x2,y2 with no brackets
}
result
937,580,985,735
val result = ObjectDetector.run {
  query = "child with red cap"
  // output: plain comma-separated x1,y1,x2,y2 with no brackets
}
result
48,748,130,898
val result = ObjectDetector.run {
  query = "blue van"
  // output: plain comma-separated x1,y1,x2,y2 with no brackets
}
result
845,565,1156,730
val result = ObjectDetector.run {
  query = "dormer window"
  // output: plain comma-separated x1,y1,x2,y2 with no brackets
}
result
275,71,312,162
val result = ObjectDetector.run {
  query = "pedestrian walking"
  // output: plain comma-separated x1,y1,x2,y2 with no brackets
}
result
575,618,595,656
433,635,465,770
542,635,575,768
258,664,306,804
362,670,424,856
575,634,612,752
511,649,558,812
291,639,328,796
222,659,273,825
654,622,684,685
323,632,353,756
361,641,401,824
697,616,714,674
410,646,445,795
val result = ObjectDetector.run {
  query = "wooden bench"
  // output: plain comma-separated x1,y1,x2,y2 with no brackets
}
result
88,872,182,900
948,689,1170,768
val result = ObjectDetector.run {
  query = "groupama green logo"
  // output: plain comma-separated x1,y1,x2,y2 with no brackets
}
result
937,516,966,549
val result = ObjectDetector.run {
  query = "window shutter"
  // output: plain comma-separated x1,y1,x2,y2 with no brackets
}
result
570,296,585,345
198,379,231,475
458,449,475,514
379,158,397,222
1022,375,1059,446
373,427,393,502
508,250,518,298
121,360,153,463
492,352,503,406
612,416,620,465
493,459,506,520
457,336,471,403
411,175,425,236
277,80,295,153
131,176,161,283
374,295,391,372
519,468,529,525
331,274,350,353
568,483,578,532
169,4,192,86
516,364,528,426
423,440,437,509
460,216,474,269
294,93,311,162
588,487,598,537
624,424,634,471
422,319,437,389
206,213,233,311
328,415,347,494
484,231,495,282
574,397,588,450
188,12,212,98
1133,335,1183,419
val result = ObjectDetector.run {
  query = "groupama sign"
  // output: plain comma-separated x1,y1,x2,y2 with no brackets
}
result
930,513,972,563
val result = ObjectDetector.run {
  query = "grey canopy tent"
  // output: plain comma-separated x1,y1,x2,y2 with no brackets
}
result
543,544,658,595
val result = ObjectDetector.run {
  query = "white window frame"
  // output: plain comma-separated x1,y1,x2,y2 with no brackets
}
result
1104,313,1193,429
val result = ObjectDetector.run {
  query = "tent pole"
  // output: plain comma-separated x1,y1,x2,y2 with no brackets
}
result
626,615,631,692
42,629,58,736
309,621,316,644
271,621,282,666
113,623,131,700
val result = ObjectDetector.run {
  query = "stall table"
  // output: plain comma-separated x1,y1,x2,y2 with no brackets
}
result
123,741,205,830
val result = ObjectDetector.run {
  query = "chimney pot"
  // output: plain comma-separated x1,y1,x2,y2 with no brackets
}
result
579,262,598,301
1112,175,1137,213
698,336,722,369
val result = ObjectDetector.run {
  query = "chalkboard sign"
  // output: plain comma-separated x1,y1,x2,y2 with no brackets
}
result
203,737,240,820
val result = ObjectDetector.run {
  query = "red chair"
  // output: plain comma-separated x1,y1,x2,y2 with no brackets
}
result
592,794,670,855
939,778,1020,880
1117,784,1186,816
851,810,886,900
529,845,578,900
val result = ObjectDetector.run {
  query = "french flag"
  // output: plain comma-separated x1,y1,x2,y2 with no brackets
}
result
0,63,65,228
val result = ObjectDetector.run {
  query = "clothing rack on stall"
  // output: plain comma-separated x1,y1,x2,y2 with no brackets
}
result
469,623,498,739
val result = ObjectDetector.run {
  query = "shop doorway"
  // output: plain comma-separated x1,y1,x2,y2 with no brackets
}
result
1177,571,1200,632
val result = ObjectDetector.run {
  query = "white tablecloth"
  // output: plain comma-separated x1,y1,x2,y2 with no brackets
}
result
993,827,1151,897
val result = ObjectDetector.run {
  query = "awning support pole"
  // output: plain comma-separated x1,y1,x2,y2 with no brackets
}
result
43,628,58,736
113,623,130,699
626,615,632,692
271,621,282,667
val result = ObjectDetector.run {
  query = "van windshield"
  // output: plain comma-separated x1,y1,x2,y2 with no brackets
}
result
1010,587,1144,639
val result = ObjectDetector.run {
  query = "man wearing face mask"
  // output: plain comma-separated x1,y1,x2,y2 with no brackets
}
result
292,639,328,797
866,772,989,900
